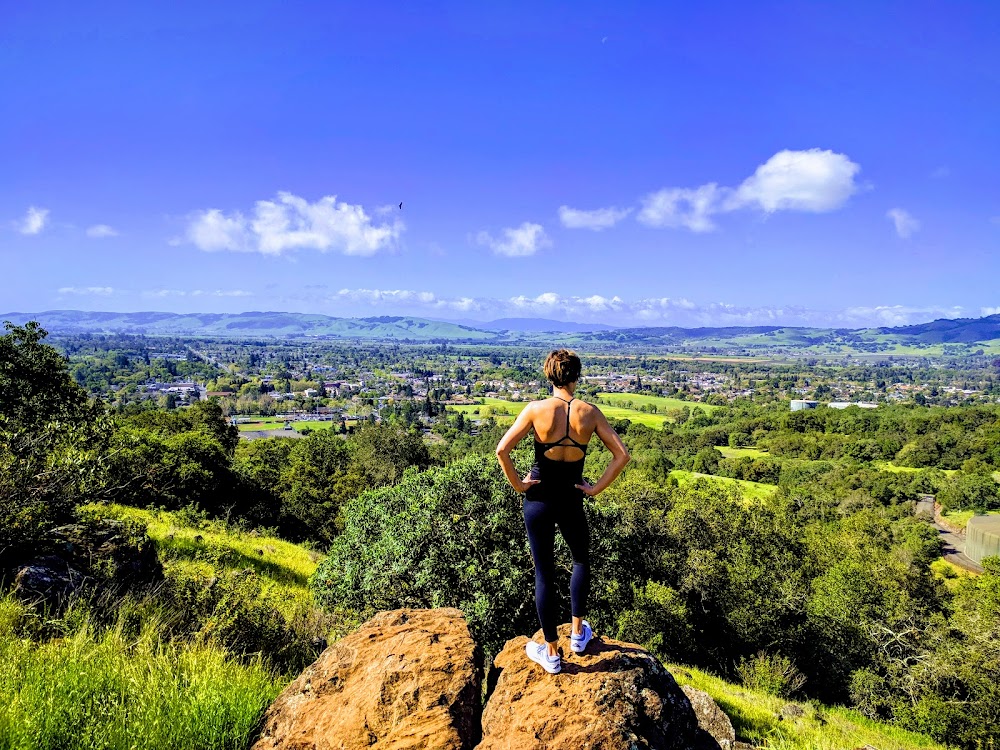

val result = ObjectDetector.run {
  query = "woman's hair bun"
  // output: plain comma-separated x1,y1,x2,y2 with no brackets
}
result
543,349,581,387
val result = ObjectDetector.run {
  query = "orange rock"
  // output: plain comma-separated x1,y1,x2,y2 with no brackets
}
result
252,608,481,750
478,624,708,749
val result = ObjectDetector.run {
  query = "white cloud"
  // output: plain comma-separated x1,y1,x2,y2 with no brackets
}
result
186,192,403,256
638,184,723,232
57,286,114,296
639,149,862,232
982,307,1000,317
86,224,119,238
558,205,632,231
331,287,483,313
476,222,551,257
886,208,920,239
143,288,252,298
19,206,49,235
730,149,861,213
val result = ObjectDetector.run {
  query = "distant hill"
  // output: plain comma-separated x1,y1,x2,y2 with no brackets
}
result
0,310,495,341
4,309,1000,351
873,313,1000,343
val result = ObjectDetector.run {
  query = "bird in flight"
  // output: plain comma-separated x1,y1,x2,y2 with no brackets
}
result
399,202,403,210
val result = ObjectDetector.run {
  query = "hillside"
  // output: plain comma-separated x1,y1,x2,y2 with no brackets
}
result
0,505,941,750
0,310,495,340
7,309,1000,351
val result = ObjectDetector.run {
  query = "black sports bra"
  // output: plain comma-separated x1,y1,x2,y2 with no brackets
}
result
533,396,589,459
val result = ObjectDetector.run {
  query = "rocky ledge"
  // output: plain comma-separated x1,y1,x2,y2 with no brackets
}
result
253,608,739,750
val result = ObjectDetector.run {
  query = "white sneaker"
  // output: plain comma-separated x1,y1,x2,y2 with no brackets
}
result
570,621,593,654
525,641,561,674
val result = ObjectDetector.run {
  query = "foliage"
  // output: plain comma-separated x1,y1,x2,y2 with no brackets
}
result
0,321,88,430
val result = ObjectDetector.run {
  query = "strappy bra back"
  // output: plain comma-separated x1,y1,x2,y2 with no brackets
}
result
533,396,589,463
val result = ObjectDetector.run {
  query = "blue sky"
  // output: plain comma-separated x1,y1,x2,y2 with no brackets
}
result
3,1,999,327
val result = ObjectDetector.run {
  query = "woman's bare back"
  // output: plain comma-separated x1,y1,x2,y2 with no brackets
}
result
530,397,598,462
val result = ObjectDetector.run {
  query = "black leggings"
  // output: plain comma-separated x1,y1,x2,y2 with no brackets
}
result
523,496,590,643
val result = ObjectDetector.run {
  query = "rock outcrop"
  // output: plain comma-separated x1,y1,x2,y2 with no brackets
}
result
11,519,161,607
254,610,740,750
479,623,720,750
252,608,482,750
681,685,737,749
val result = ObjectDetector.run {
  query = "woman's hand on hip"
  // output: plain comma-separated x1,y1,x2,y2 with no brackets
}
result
575,479,599,497
516,472,540,494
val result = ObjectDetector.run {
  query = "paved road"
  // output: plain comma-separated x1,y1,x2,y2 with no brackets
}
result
916,495,984,574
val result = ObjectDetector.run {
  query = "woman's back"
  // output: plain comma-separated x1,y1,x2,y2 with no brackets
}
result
530,396,596,464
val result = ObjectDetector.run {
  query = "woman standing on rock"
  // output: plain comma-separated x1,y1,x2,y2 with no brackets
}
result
495,349,630,674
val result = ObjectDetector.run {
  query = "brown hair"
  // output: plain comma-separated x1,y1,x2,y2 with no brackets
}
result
543,349,581,387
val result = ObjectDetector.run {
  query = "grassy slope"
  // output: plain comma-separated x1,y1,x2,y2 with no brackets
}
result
11,504,943,749
91,504,324,615
668,470,778,501
672,665,943,750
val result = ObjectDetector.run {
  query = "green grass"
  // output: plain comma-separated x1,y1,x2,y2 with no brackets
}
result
669,470,778,501
938,508,1000,532
670,664,944,750
718,446,769,459
595,392,720,413
0,595,283,750
89,504,324,616
236,417,340,432
874,461,958,477
930,557,979,586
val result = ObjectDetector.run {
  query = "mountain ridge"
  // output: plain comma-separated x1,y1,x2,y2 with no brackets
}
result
4,309,1000,346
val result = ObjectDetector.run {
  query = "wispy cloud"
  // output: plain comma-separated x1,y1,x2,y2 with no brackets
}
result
558,205,632,231
86,224,119,238
475,222,551,257
18,206,49,235
142,288,253,298
639,149,862,232
637,185,722,232
185,192,403,256
312,287,983,328
57,286,114,296
886,208,920,238
982,307,1000,317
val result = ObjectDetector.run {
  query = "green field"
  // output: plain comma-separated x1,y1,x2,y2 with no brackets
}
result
718,446,769,459
596,392,719,413
669,470,778,501
236,417,341,433
874,461,959,477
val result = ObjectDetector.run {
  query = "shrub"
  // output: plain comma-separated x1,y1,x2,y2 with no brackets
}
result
737,651,807,698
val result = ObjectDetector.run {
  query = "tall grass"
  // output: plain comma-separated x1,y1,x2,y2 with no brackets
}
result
0,595,283,750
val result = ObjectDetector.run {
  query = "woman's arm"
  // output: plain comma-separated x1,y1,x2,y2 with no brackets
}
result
495,404,540,494
576,408,630,497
